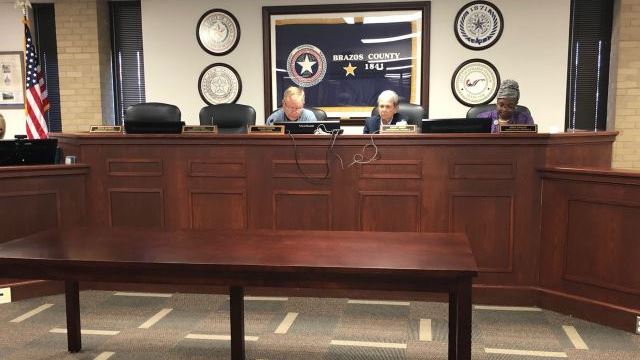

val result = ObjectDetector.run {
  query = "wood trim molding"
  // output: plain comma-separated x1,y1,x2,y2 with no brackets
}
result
106,159,163,177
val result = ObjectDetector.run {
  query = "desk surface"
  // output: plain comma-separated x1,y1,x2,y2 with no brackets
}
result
0,227,477,287
0,227,478,359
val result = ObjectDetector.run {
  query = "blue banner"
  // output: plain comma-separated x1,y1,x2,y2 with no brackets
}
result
274,21,418,109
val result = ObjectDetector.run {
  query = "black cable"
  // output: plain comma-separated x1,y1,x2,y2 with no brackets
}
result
288,127,379,183
288,132,331,185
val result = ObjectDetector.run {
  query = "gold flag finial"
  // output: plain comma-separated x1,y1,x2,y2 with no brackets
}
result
15,0,32,19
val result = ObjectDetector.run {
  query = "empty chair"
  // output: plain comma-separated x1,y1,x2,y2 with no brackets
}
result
199,104,256,134
466,103,531,118
125,102,181,123
371,102,425,126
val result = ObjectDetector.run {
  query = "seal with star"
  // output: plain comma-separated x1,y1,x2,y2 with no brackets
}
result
196,9,241,56
454,1,503,50
198,63,242,105
286,44,327,88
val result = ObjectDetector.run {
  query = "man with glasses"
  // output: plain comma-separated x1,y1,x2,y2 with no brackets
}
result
266,86,317,125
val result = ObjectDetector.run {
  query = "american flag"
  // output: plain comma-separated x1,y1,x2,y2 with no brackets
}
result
24,22,49,139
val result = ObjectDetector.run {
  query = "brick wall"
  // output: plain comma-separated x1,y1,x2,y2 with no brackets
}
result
55,0,112,132
613,0,640,169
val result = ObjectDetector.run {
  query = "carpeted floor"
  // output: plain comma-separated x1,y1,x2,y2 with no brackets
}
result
0,290,638,359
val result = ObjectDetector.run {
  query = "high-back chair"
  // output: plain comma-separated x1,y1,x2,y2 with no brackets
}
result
309,107,327,122
199,104,256,134
370,103,425,125
125,102,181,123
466,104,531,118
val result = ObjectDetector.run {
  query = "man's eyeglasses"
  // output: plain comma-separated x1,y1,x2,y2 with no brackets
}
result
283,102,303,112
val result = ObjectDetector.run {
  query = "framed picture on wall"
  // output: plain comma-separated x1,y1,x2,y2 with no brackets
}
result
262,2,431,119
0,51,25,109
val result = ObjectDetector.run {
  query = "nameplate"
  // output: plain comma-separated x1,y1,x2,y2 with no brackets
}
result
89,125,122,133
183,125,218,134
380,124,416,134
248,125,284,135
499,124,538,133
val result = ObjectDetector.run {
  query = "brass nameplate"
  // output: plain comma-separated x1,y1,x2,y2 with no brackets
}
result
499,124,538,133
90,125,122,133
380,124,416,134
248,125,284,134
183,125,218,133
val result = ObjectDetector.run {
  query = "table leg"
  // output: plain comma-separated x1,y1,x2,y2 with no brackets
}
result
448,277,472,360
65,280,81,353
448,284,458,359
229,286,245,360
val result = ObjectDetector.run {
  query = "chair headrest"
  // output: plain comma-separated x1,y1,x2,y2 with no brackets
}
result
199,104,256,129
125,102,181,123
370,103,425,125
308,107,327,122
466,104,531,118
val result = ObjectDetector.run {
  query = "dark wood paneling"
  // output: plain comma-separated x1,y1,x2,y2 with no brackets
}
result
190,190,247,230
449,193,513,273
540,168,640,332
107,159,163,176
109,189,164,228
360,160,422,179
359,191,420,232
188,160,245,177
564,198,640,295
272,160,330,179
0,165,87,295
273,191,331,230
0,192,59,243
46,132,640,332
450,162,515,180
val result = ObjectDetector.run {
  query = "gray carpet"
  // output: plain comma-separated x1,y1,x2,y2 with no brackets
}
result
0,291,638,359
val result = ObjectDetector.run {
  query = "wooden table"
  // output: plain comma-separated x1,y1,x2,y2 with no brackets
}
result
0,227,478,359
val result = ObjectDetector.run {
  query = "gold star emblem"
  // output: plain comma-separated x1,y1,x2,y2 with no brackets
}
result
343,62,357,77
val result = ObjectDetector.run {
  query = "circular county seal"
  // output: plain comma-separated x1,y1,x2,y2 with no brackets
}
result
454,1,504,50
451,59,500,107
196,9,240,56
286,44,327,88
198,63,242,105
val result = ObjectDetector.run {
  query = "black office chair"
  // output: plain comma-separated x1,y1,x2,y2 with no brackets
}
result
199,104,256,134
309,107,327,121
370,103,425,125
466,104,531,118
125,102,181,123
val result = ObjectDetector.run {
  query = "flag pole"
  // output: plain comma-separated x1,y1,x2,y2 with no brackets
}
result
17,0,29,124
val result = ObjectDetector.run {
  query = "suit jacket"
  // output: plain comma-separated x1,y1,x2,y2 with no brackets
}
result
363,113,408,134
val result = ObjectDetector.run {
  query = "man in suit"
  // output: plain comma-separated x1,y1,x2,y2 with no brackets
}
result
363,90,407,134
266,86,317,125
